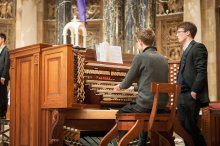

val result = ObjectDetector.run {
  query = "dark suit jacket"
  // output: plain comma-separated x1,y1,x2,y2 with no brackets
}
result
181,40,210,106
0,46,10,84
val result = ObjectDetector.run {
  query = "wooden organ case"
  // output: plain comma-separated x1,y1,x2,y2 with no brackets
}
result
10,44,137,146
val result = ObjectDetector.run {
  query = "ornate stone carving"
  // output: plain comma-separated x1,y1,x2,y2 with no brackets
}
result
44,0,103,47
85,20,102,48
47,0,56,19
72,0,101,20
44,21,56,44
161,20,183,60
168,0,183,13
62,16,87,47
86,0,101,19
0,0,14,19
86,31,97,48
156,0,183,15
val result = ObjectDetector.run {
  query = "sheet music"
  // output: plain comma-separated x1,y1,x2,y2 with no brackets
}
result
108,46,123,63
99,42,108,62
95,42,123,64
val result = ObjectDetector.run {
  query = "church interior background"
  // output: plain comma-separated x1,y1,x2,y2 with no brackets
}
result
0,0,219,108
0,0,220,146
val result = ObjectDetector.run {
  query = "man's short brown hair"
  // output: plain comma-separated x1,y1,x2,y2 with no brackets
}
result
0,33,6,42
177,21,197,38
135,28,155,46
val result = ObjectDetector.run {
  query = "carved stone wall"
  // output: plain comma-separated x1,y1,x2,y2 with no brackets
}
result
84,0,103,48
44,0,103,48
103,0,124,47
0,0,16,50
156,0,183,60
156,0,183,15
43,0,184,56
43,0,56,44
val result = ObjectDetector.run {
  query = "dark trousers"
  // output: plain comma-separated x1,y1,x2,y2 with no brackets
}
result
0,83,8,117
177,92,207,146
117,102,150,146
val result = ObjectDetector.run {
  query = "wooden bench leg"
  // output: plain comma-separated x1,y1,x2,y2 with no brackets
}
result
118,120,144,146
99,124,119,146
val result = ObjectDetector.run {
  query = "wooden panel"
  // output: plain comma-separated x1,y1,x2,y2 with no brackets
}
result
201,103,220,146
10,44,51,146
17,57,32,145
41,45,74,108
13,55,38,146
45,53,62,97
65,109,118,120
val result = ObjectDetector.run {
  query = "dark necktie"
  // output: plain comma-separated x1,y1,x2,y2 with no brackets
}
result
177,50,187,85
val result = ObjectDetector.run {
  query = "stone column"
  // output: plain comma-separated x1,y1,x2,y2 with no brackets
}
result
184,0,201,42
124,0,138,53
56,0,72,44
146,0,156,31
16,0,38,47
137,0,148,28
124,0,156,53
103,0,124,46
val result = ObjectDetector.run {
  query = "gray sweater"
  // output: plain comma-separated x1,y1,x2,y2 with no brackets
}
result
120,47,169,109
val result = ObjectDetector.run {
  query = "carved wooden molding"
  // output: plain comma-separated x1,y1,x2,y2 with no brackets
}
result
49,109,60,144
34,54,39,64
10,58,14,69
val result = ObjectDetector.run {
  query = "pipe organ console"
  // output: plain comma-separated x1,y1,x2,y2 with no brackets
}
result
9,44,138,146
73,47,137,106
11,44,205,146
84,80,137,105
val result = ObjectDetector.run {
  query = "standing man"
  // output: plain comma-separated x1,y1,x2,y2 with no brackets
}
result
0,33,10,119
114,28,169,146
176,22,210,146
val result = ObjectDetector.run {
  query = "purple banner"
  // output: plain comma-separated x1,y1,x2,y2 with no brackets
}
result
77,0,87,22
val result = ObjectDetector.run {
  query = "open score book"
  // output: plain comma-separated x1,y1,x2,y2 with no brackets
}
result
95,42,123,64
